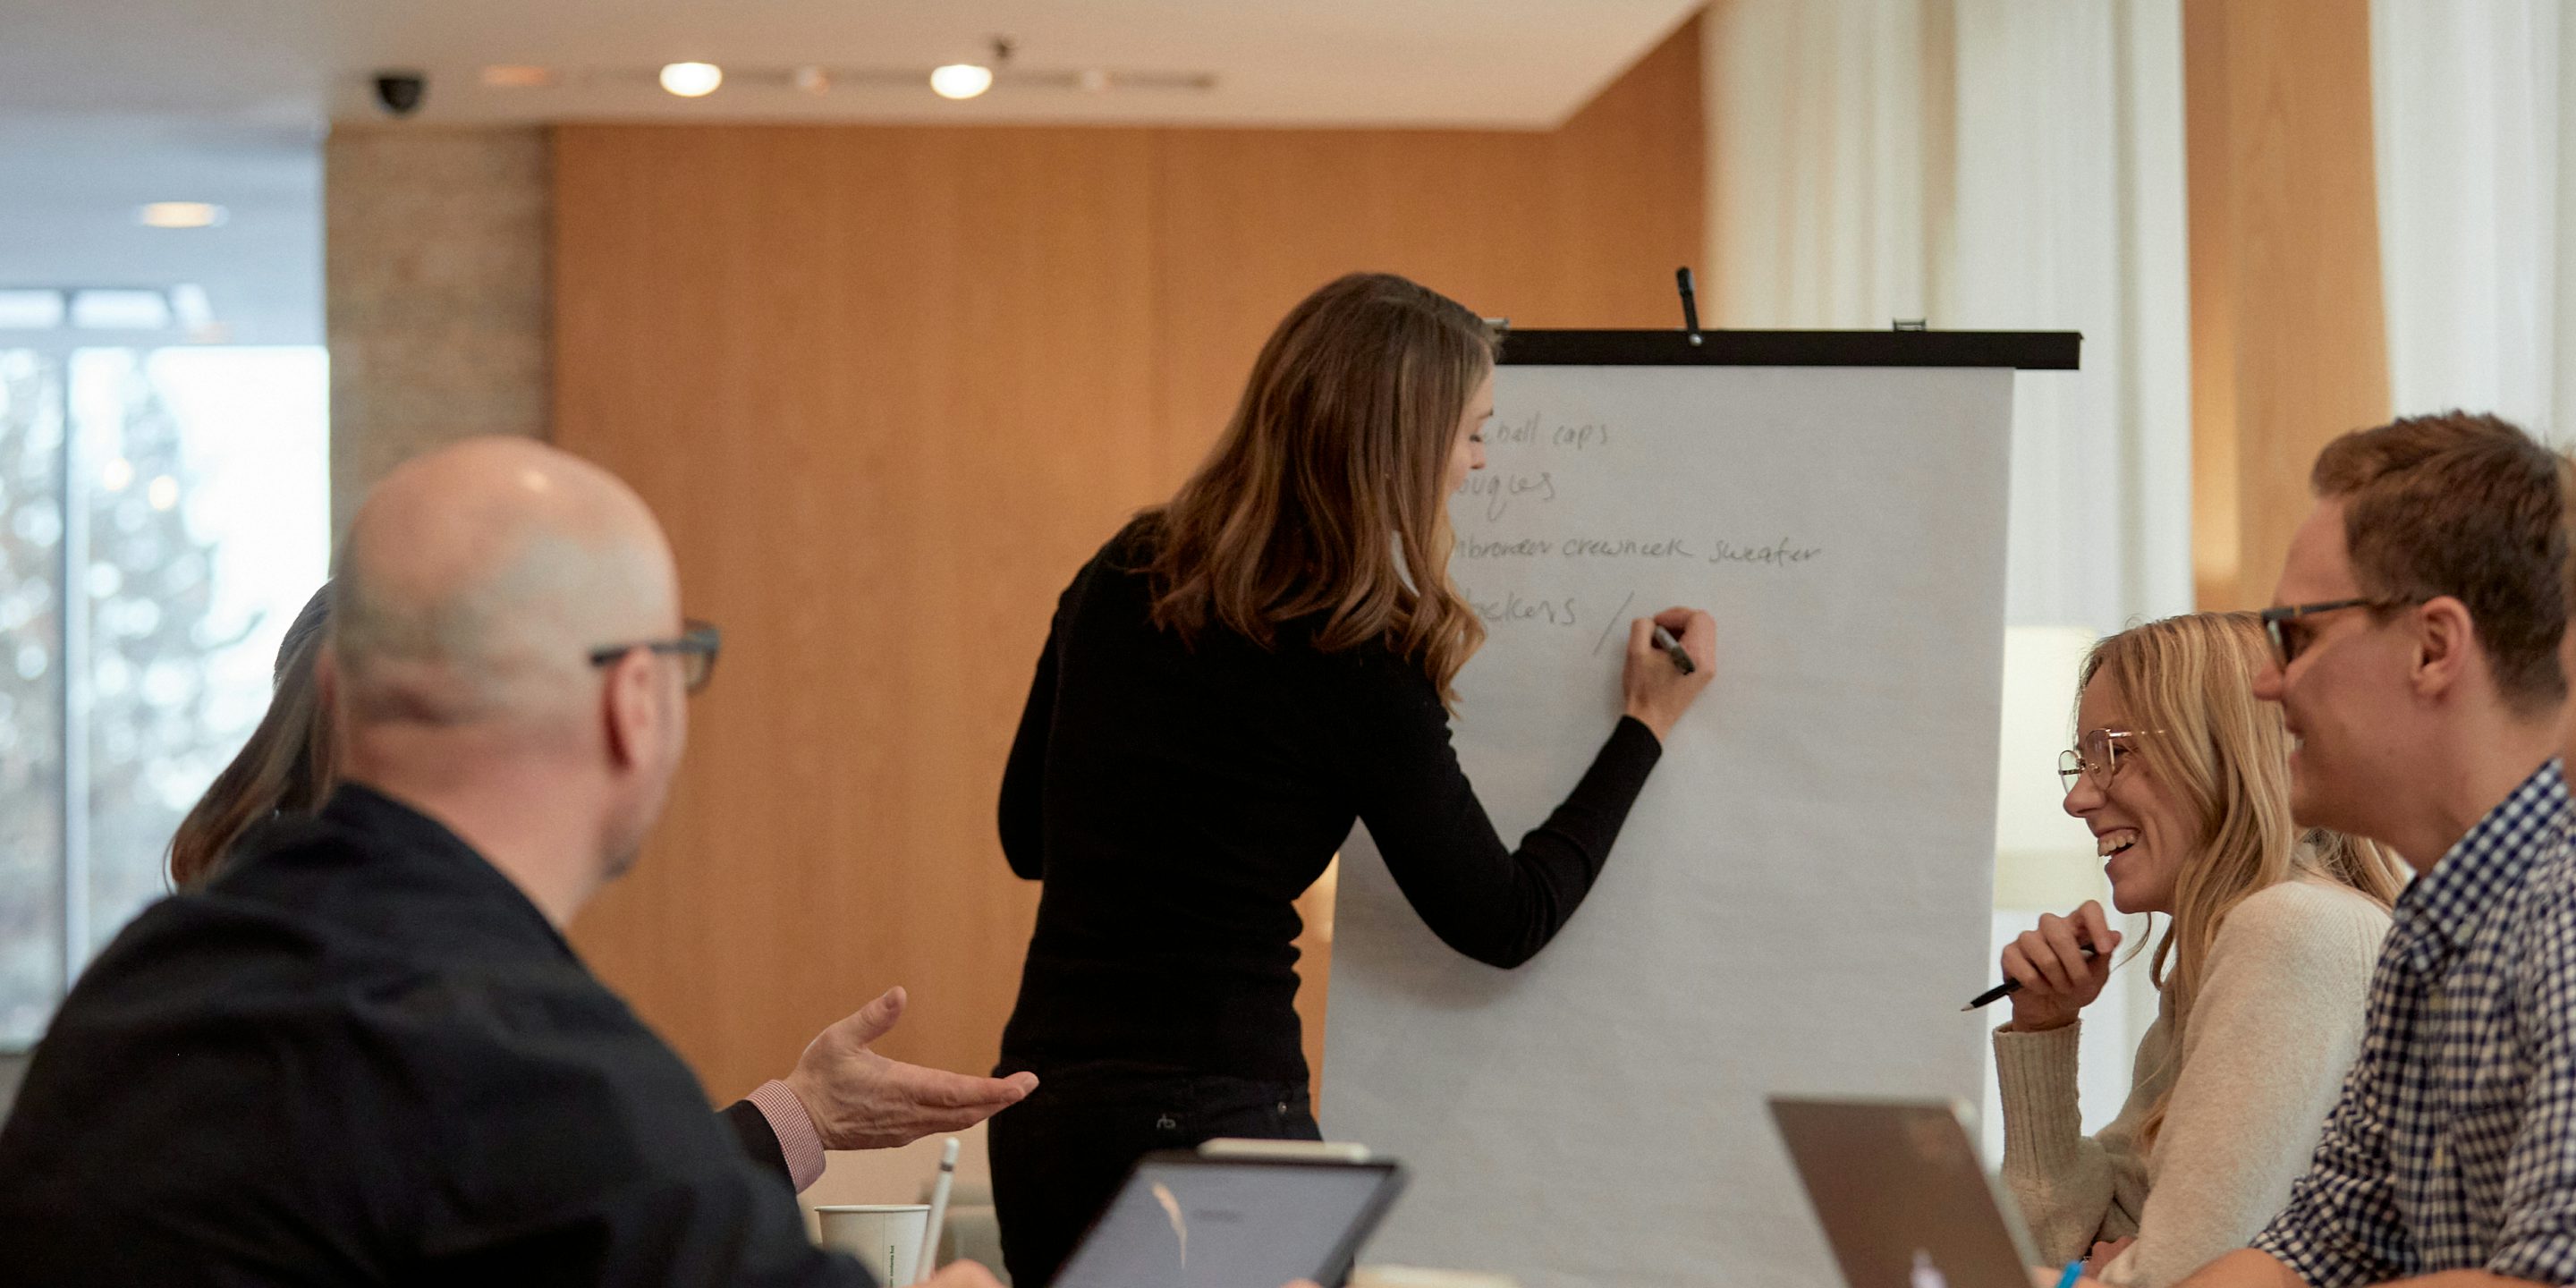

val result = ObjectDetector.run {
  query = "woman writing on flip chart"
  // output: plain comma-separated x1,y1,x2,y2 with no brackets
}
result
988,272,1717,1287
1995,613,2405,1288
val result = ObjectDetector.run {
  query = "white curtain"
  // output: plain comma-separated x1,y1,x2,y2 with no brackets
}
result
2370,0,2576,440
1703,0,1943,330
1704,0,2193,635
1704,0,2194,1151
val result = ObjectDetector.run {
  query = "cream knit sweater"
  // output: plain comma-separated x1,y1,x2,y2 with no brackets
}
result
1993,878,2390,1288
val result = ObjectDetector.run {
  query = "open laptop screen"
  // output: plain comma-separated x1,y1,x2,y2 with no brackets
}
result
1054,1152,1406,1288
1769,1097,2043,1288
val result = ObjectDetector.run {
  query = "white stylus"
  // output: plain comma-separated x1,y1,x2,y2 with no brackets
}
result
914,1137,960,1284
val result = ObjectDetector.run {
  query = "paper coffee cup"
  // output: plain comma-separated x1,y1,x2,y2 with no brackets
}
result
817,1204,930,1285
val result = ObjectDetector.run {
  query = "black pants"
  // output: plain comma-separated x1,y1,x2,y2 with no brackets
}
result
988,1062,1320,1288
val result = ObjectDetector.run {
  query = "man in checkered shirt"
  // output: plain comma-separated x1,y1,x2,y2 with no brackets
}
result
2157,414,2575,1288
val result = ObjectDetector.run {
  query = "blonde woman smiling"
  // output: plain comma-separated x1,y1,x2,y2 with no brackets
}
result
1995,613,2407,1288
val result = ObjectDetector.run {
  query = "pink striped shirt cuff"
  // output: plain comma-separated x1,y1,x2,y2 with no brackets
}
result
746,1079,827,1193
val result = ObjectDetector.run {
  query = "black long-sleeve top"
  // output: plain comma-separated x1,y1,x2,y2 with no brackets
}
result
996,519,1664,1084
0,784,866,1288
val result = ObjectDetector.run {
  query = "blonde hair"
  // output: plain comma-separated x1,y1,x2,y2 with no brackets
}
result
1147,273,1495,701
2076,613,2410,1147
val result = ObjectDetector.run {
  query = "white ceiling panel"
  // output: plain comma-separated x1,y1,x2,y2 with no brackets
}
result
0,0,1702,129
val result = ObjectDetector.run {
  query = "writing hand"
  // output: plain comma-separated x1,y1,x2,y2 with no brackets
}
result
784,987,1039,1151
2000,902,2119,1033
1620,606,1716,741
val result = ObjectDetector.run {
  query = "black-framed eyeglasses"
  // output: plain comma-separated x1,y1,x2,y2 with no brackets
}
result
2258,597,2414,667
588,618,721,693
2057,727,2157,792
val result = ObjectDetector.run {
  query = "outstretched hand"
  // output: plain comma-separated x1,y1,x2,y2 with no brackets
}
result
783,987,1038,1152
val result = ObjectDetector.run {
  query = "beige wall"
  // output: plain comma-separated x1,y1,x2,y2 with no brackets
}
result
324,126,552,538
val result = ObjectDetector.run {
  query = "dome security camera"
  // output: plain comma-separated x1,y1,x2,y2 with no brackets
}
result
373,72,428,117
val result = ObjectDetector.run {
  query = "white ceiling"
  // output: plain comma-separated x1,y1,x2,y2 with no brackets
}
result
0,116,321,345
0,0,1703,129
0,1,1698,346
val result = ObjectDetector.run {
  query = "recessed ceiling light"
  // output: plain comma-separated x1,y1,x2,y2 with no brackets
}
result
930,64,994,99
138,202,226,229
482,64,557,89
660,62,723,97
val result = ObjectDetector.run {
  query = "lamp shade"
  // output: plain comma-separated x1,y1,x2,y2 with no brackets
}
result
1993,625,2109,909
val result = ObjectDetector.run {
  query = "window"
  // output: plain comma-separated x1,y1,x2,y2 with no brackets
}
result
0,345,326,1046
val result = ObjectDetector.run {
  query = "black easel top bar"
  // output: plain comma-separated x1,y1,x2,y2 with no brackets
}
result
1497,329,2080,369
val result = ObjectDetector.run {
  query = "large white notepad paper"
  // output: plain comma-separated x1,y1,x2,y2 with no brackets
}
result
1320,364,2018,1288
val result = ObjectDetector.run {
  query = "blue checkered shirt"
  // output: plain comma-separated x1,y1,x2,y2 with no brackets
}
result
2252,759,2576,1286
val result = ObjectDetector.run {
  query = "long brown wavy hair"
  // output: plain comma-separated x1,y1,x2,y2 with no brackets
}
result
2079,613,2410,1148
166,584,334,887
1147,272,1496,702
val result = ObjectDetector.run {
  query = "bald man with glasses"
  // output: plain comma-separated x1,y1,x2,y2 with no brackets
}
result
0,439,1009,1286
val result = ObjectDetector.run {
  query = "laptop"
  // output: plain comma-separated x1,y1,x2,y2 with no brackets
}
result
1768,1097,2046,1288
1053,1140,1408,1288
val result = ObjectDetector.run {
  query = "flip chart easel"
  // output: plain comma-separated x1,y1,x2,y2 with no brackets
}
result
1319,301,2076,1288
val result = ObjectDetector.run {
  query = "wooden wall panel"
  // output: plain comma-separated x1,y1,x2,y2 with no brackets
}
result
554,17,1702,1103
1156,22,1706,474
2184,0,2388,611
555,126,1164,1094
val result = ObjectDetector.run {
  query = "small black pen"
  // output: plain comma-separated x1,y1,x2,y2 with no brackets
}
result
1961,945,2100,1012
1650,623,1695,675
